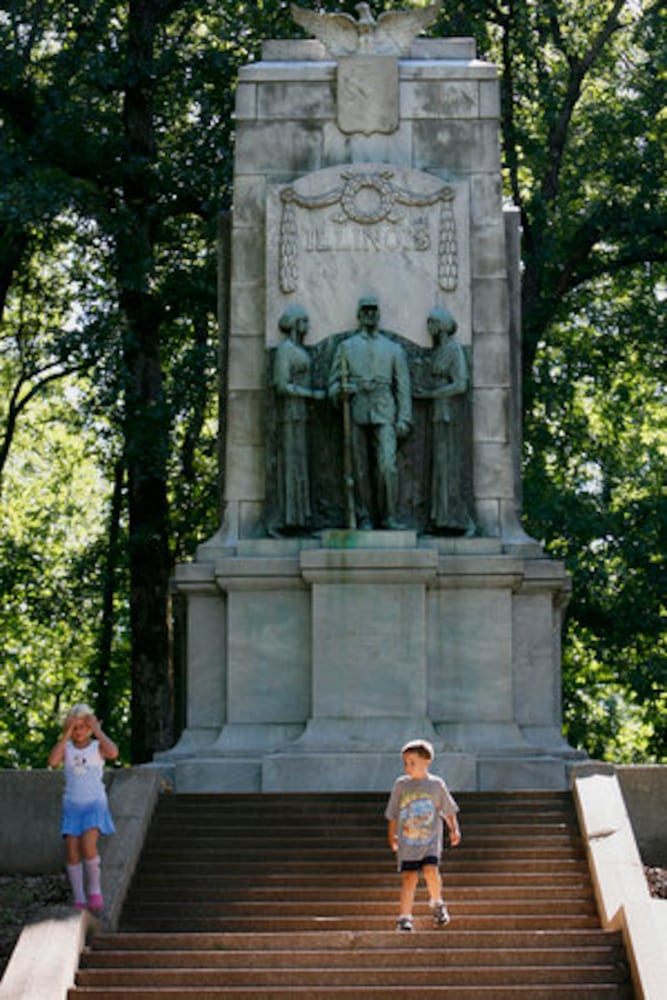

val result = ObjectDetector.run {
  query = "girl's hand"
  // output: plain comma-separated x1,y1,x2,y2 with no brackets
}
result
92,719,120,761
87,713,102,737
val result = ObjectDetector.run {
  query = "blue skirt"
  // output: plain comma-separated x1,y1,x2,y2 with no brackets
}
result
61,798,116,837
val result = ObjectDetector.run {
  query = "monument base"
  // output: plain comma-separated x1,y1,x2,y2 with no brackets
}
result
156,533,583,793
152,746,581,793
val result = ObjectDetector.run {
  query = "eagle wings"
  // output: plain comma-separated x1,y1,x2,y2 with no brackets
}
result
290,2,442,57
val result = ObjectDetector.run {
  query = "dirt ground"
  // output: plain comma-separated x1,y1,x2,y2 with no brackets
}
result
1,868,666,980
0,873,69,978
645,866,667,899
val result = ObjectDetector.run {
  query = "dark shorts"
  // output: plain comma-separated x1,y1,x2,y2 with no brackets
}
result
400,855,439,872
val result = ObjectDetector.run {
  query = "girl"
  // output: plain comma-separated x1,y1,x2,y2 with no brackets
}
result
48,703,118,912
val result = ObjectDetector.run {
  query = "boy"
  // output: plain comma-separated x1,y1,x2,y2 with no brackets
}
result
385,739,461,931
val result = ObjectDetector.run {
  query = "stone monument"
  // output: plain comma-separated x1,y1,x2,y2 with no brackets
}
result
158,3,582,791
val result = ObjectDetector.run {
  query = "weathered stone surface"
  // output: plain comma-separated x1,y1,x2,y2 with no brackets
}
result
413,121,501,173
311,581,427,718
472,331,510,386
227,390,265,447
427,587,512,722
401,79,480,119
479,79,501,119
258,80,336,120
230,227,266,283
471,277,510,333
163,32,579,793
229,298,264,343
474,441,514,497
322,120,413,167
224,442,265,499
227,335,265,388
409,38,477,60
234,82,257,121
470,173,503,223
261,39,328,61
232,175,267,227
471,223,508,278
234,121,323,176
226,589,310,723
181,585,227,730
473,387,509,443
337,55,399,134
266,163,470,346
262,750,477,792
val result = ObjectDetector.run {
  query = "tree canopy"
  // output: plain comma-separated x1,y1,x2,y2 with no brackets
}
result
0,0,664,766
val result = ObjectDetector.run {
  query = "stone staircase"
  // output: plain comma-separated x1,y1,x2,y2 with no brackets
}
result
69,790,634,998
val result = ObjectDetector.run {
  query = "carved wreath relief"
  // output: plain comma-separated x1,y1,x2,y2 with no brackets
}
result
279,169,458,296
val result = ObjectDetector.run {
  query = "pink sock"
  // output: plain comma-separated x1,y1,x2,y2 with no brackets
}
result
66,863,86,905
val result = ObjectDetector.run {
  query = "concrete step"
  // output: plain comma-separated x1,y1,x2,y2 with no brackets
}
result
89,929,626,952
119,915,603,934
68,987,632,999
65,792,634,1000
139,845,584,860
74,965,629,988
82,945,624,970
129,872,589,889
121,897,598,918
131,859,589,876
152,794,573,806
124,885,594,903
140,822,583,844
136,838,587,852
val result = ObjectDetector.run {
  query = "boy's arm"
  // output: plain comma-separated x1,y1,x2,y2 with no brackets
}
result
445,812,461,847
387,818,398,852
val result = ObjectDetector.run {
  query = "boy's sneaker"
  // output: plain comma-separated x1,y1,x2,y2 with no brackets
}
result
396,916,414,931
433,901,450,926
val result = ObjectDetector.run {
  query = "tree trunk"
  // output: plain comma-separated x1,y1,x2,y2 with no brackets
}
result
0,224,28,324
119,0,173,762
95,457,125,728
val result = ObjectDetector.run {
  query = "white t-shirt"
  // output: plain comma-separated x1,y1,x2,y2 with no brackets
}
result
63,738,106,804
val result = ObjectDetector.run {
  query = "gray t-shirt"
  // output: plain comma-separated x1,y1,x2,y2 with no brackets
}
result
385,773,458,866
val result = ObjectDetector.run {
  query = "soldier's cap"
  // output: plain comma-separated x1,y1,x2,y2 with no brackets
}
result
357,295,379,310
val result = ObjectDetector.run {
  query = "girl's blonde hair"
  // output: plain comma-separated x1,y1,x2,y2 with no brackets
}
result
66,703,93,723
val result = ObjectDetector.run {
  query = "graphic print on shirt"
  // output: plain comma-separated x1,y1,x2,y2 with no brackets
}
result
71,751,89,777
399,790,437,846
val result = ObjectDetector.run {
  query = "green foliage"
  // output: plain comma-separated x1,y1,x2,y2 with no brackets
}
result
446,0,667,762
524,266,667,760
0,387,131,768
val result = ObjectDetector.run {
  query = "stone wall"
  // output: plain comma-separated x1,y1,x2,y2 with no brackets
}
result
0,769,160,880
616,765,667,866
222,37,520,543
